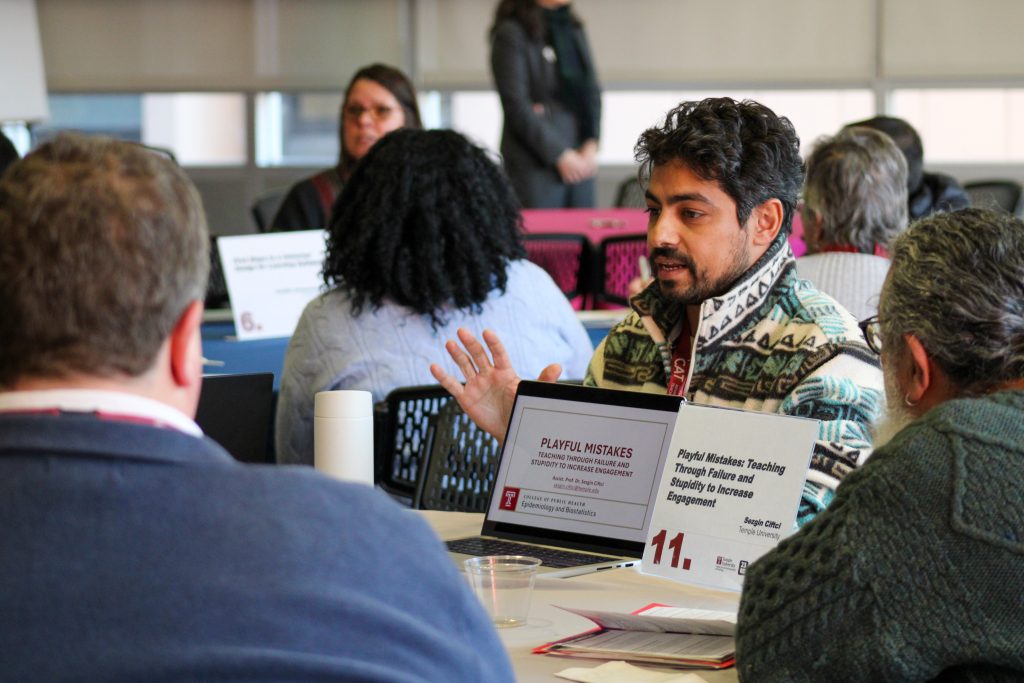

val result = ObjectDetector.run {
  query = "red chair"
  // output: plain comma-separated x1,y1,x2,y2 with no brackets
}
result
597,233,648,307
522,233,594,309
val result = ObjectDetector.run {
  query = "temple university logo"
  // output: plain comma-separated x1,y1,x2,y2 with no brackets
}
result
714,554,738,573
499,486,521,511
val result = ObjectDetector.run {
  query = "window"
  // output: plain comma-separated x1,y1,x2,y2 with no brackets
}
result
34,93,246,166
256,90,447,167
890,88,1024,163
446,89,876,165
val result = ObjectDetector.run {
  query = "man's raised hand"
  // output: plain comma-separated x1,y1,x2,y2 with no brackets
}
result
430,328,560,443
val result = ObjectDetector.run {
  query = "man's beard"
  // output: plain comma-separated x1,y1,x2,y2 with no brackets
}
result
872,360,917,449
653,242,750,306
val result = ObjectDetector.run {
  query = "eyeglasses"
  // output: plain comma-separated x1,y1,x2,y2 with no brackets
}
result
858,315,882,355
343,104,396,122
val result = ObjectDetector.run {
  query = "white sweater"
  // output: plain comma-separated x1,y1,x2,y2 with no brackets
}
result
795,252,891,321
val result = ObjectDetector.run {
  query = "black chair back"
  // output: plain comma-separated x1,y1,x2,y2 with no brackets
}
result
413,401,501,512
251,187,289,232
196,372,275,464
375,385,452,502
614,175,645,208
964,180,1024,217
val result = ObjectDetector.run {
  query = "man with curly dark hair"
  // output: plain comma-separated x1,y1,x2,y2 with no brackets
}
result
433,98,884,525
276,128,593,465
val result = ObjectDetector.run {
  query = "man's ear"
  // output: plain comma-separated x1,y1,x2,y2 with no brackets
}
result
170,299,204,390
750,198,784,247
902,333,955,411
903,334,931,405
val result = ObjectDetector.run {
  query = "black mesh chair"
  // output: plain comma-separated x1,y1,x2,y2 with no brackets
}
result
413,400,501,512
522,233,594,304
597,233,648,307
375,385,452,503
964,180,1024,217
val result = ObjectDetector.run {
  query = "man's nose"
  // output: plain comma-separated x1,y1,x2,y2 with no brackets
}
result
648,211,679,249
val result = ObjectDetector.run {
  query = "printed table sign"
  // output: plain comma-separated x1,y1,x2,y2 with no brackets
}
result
217,230,326,340
641,404,818,591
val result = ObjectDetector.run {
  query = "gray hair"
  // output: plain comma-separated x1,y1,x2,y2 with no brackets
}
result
0,133,209,386
880,208,1024,395
803,126,908,253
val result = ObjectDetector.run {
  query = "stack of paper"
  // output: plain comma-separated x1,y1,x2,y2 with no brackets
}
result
534,604,736,669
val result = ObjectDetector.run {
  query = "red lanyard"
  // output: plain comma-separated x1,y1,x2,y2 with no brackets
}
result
666,320,693,397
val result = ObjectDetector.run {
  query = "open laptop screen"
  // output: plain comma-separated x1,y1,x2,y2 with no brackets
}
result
482,382,683,556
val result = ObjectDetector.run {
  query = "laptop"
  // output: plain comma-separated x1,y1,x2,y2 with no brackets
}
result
195,372,275,464
447,381,683,578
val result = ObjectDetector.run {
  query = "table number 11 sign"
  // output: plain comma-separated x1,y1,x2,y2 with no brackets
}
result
648,529,692,571
641,403,817,591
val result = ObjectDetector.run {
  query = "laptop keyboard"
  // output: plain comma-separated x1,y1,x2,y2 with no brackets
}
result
447,537,618,569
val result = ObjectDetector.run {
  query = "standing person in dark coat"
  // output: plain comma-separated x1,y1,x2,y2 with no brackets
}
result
490,0,602,208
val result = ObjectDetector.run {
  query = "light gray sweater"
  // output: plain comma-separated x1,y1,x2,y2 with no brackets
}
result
275,259,594,466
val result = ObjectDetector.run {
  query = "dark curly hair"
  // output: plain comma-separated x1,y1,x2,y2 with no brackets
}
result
323,128,527,327
635,97,804,235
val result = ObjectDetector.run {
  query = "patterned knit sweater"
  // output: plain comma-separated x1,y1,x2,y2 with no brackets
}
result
736,390,1024,682
585,234,883,523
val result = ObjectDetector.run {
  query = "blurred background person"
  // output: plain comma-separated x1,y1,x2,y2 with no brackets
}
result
796,126,909,320
490,0,601,208
276,128,593,466
270,63,422,231
738,208,1024,681
845,115,969,221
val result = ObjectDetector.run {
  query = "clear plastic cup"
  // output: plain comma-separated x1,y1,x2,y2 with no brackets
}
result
463,555,542,628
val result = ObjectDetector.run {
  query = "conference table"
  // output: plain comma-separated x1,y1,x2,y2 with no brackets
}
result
420,510,740,683
200,310,628,390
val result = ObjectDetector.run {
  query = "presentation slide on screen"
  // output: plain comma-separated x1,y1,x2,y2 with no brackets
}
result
489,396,677,541
217,230,326,340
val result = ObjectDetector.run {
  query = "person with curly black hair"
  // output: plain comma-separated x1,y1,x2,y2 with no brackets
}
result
432,98,884,525
275,128,593,466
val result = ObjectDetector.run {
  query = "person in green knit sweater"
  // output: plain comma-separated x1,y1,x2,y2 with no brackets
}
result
737,207,1024,681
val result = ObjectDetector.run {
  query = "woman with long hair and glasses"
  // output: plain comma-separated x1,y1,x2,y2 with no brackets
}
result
275,128,593,465
490,0,601,208
270,63,422,231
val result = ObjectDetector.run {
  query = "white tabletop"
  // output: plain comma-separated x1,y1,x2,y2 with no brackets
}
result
419,510,741,683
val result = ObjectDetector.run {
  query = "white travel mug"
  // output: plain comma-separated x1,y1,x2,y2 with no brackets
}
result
313,390,374,485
